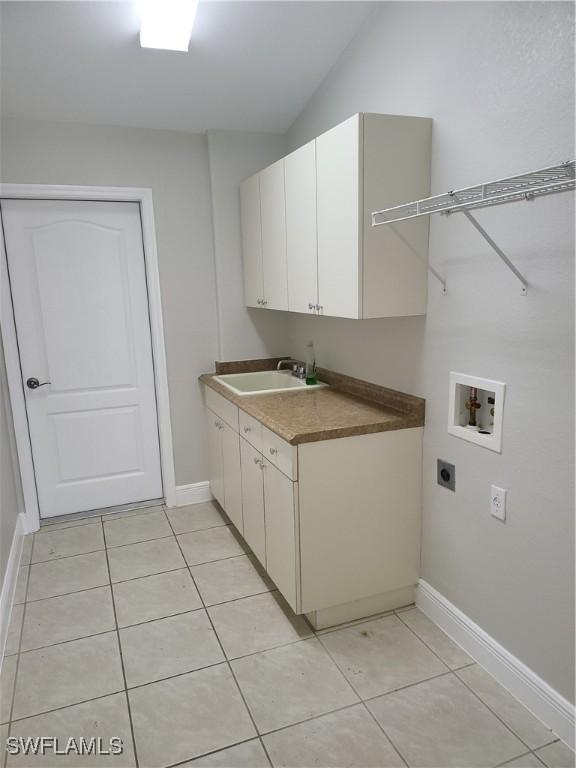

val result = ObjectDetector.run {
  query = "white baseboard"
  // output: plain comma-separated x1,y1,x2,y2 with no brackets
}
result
0,512,25,665
173,482,213,507
417,579,575,749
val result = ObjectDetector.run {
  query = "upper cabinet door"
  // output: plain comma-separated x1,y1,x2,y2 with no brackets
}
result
285,140,318,315
316,114,361,319
260,159,288,310
240,174,264,308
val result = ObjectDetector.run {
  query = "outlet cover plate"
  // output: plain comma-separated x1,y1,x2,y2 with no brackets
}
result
437,459,455,491
490,485,507,521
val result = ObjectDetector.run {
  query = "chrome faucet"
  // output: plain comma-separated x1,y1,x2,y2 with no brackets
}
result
277,358,306,379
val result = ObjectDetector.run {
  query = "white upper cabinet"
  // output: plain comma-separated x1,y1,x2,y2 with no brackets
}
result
240,173,264,308
260,159,288,311
285,140,318,314
241,112,432,319
316,114,361,319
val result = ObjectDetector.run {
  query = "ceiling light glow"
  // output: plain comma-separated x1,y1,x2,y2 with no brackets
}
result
139,0,199,52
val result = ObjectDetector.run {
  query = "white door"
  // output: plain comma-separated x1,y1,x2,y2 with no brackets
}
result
222,421,243,533
260,159,288,310
264,461,298,612
1,199,163,518
316,114,361,319
207,410,225,508
240,174,264,308
239,438,266,566
286,140,319,315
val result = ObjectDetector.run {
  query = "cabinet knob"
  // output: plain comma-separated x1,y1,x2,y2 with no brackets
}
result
243,426,251,433
262,300,268,306
308,303,314,311
253,456,260,465
269,447,277,456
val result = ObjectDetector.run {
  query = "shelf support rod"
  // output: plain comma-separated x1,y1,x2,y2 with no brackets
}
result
390,224,447,295
459,209,528,296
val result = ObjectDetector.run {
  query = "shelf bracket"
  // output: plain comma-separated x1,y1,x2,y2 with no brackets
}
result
457,208,528,296
390,224,447,295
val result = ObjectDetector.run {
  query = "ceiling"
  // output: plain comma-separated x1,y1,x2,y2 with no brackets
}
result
1,1,375,134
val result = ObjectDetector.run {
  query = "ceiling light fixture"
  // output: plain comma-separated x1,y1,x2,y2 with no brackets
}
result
139,0,199,52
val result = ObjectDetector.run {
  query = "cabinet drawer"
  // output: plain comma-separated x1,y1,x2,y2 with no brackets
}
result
239,411,262,453
262,427,297,480
205,387,239,431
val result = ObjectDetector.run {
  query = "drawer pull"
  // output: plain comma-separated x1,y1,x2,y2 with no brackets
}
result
269,448,278,456
244,426,251,433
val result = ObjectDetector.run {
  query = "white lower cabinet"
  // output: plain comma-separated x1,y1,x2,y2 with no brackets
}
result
239,438,266,566
207,407,243,531
205,386,422,627
221,421,243,533
207,408,225,508
263,459,299,613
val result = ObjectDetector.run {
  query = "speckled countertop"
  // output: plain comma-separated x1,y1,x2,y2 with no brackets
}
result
200,360,425,445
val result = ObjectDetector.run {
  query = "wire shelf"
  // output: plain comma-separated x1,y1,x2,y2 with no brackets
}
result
370,160,575,296
372,161,575,226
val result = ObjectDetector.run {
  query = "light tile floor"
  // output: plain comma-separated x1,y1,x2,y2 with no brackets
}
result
1,502,573,768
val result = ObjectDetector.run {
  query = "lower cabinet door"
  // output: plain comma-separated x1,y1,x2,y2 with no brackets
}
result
240,438,266,566
222,421,243,533
264,460,299,612
207,409,225,508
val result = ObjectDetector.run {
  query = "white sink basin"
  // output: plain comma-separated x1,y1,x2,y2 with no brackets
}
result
213,370,327,396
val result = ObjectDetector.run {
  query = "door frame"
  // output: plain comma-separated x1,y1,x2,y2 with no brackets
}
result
0,184,177,533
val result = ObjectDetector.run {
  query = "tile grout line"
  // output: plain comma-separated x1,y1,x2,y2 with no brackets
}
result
4,533,36,768
30,543,106,566
30,512,230,566
494,750,543,768
164,510,274,768
392,609,553,752
361,701,410,768
7,690,127,727
14,598,311,669
37,518,103,534
99,517,140,768
40,500,164,529
24,581,117,606
313,626,419,768
161,736,264,768
312,608,398,637
454,667,558,753
11,518,561,765
8,533,553,767
396,597,558,753
314,617,448,703
394,607,473,666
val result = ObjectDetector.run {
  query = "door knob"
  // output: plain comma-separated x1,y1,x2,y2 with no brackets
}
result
26,377,51,390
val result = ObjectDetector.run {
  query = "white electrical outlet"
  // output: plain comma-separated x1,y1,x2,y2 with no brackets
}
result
490,485,507,521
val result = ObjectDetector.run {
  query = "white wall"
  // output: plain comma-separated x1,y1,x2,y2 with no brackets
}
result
287,1,575,702
0,118,219,487
207,130,289,361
